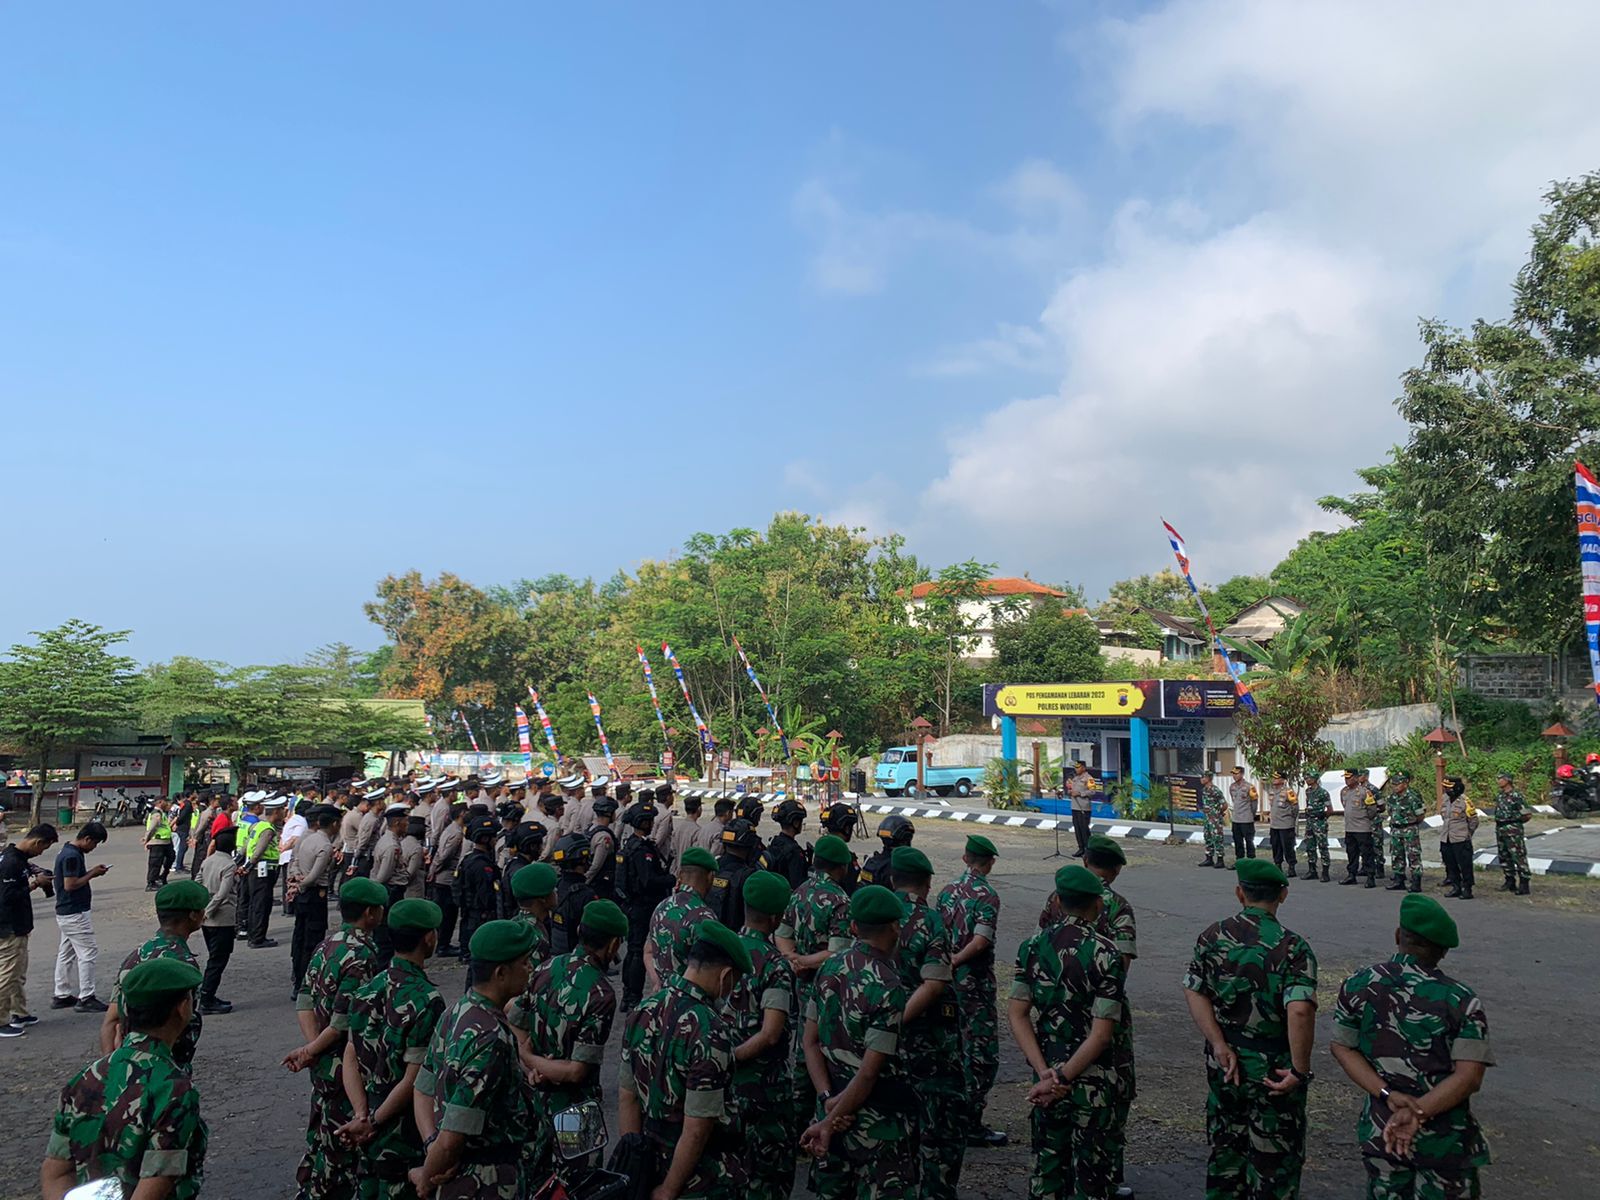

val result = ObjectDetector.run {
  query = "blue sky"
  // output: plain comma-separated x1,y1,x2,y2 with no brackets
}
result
5,2,1598,665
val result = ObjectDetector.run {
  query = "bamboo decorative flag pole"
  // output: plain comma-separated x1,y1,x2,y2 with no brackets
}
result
662,642,715,761
587,692,617,774
733,636,791,760
527,688,561,761
636,646,671,744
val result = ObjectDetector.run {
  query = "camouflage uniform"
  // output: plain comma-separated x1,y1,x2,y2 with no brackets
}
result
731,924,799,1200
1333,954,1494,1199
112,932,204,1069
1012,912,1125,1200
508,907,554,971
807,941,918,1200
46,1030,208,1199
1389,786,1425,885
345,957,447,1198
1182,907,1318,1200
621,973,743,1200
1300,786,1331,871
647,885,716,986
895,895,965,1200
1493,790,1531,886
1100,886,1138,1189
294,924,381,1200
415,989,531,1200
1201,783,1229,863
507,948,617,1182
936,868,1001,1125
777,869,853,1133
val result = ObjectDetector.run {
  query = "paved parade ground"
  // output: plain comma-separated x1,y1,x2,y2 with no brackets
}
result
1,819,1597,1200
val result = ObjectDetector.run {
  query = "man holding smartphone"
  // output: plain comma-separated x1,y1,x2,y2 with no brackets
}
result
51,822,110,1014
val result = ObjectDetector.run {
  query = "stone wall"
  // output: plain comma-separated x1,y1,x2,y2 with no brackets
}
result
1461,654,1554,700
1320,703,1447,756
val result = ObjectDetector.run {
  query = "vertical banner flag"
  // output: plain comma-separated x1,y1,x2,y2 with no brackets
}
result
636,646,671,743
733,636,791,759
662,643,716,755
514,705,535,777
587,692,617,773
1576,462,1600,706
526,688,560,760
423,711,440,755
1160,520,1259,716
451,709,481,753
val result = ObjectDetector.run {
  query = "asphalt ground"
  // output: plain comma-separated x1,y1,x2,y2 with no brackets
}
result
1,822,1596,1200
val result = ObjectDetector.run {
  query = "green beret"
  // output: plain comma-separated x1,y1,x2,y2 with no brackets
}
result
387,898,442,931
889,846,933,877
1053,865,1104,899
693,918,752,974
1236,859,1288,888
1399,893,1459,949
154,880,209,912
742,870,791,916
469,918,539,964
849,884,905,925
340,878,389,908
512,862,559,900
121,957,202,1007
1086,835,1126,865
679,847,718,871
964,834,998,858
580,899,629,938
813,835,851,866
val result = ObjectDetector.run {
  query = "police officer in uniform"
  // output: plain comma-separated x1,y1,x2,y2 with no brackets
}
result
586,796,621,900
858,815,914,890
453,816,502,966
617,801,675,1010
759,799,810,888
549,832,596,955
500,823,547,916
707,819,761,931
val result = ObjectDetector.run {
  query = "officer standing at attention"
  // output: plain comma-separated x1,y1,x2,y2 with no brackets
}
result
651,783,679,860
799,885,916,1200
620,920,751,1200
645,846,719,997
507,860,558,963
100,880,209,1068
1385,769,1426,893
698,798,736,853
670,794,707,866
1182,859,1318,1198
399,816,426,900
427,800,467,957
1330,893,1494,1199
40,958,209,1200
1493,772,1532,894
1363,768,1388,879
617,801,675,1011
1083,835,1136,1199
729,872,798,1200
510,898,627,1183
353,784,388,877
533,789,569,859
858,816,914,890
368,802,411,964
1228,766,1258,861
548,833,596,957
759,799,810,889
935,834,1006,1149
1299,773,1332,882
1265,772,1300,876
1008,865,1124,1200
1340,767,1379,888
585,795,620,900
1065,761,1096,856
334,897,447,1200
890,846,965,1200
410,920,538,1199
289,807,339,997
455,816,505,967
499,825,546,915
245,796,288,948
708,819,762,931
1197,769,1229,869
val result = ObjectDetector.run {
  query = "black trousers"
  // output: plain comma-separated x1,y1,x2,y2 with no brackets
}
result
621,916,650,1009
291,890,329,992
1269,828,1297,868
146,845,174,889
1071,810,1092,854
247,867,278,944
1344,831,1375,878
1441,841,1474,890
201,925,234,1003
432,884,460,951
1232,822,1257,859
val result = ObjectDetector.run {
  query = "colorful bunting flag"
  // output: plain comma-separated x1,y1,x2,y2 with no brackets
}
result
733,636,791,759
587,692,616,772
1160,519,1259,716
1576,462,1600,706
636,646,671,743
527,688,560,760
662,643,715,756
451,708,481,753
514,705,535,777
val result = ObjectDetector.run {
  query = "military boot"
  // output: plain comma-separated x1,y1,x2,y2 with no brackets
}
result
1517,876,1530,895
1299,863,1317,880
1214,859,1227,869
1443,881,1460,898
1197,856,1215,868
1320,865,1331,882
1364,874,1376,888
1459,883,1473,899
1407,877,1422,893
1499,872,1516,892
1385,876,1407,891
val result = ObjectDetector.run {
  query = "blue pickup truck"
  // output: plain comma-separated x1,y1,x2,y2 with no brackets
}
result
875,746,982,799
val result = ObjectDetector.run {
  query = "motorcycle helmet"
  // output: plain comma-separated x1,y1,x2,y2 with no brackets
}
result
1557,763,1576,780
736,796,765,826
773,798,806,829
552,832,592,867
622,802,659,830
1586,753,1600,766
819,804,860,837
876,815,915,846
719,818,761,853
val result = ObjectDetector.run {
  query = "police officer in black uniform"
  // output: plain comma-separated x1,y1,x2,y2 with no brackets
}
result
858,814,914,890
707,818,762,930
586,796,620,900
617,801,674,1010
499,824,547,916
454,815,503,965
759,799,810,888
495,799,525,866
548,831,595,954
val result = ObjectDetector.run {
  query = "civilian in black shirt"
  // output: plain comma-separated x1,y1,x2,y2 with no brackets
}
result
51,822,110,1013
0,824,59,1036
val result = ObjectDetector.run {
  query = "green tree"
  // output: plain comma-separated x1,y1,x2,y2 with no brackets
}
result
1222,609,1331,677
1231,675,1337,783
914,560,1007,736
1096,569,1197,619
0,621,141,822
993,599,1104,683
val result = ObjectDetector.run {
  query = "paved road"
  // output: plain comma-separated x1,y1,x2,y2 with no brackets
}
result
0,822,1595,1199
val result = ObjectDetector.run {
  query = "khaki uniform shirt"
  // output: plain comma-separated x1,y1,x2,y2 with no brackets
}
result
1267,783,1297,831
1067,772,1095,813
1440,796,1478,844
339,807,365,854
1229,779,1256,823
1341,785,1376,834
694,819,727,854
669,816,703,868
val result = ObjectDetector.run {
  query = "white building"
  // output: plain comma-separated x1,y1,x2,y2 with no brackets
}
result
904,577,1075,661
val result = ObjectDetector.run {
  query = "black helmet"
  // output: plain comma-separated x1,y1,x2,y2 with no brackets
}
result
540,793,566,812
496,801,525,822
877,815,915,846
552,832,592,867
719,818,761,853
773,798,806,828
623,802,659,830
514,823,548,856
466,816,499,843
592,796,620,818
736,796,765,826
820,804,859,836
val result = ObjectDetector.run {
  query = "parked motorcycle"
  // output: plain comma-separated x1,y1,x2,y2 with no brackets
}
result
532,1100,631,1200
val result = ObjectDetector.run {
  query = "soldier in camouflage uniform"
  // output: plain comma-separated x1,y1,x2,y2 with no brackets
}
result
1385,770,1426,893
1363,769,1388,879
1493,773,1531,895
1182,859,1318,1200
1009,865,1124,1200
284,877,388,1200
507,859,557,968
936,834,1006,1148
508,899,625,1184
776,834,855,1137
888,847,966,1200
41,958,208,1200
412,919,539,1199
100,879,209,1069
1198,770,1228,869
336,898,447,1199
1299,774,1332,882
1331,893,1494,1199
645,845,719,993
730,871,799,1200
1084,836,1137,1199
620,918,751,1200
